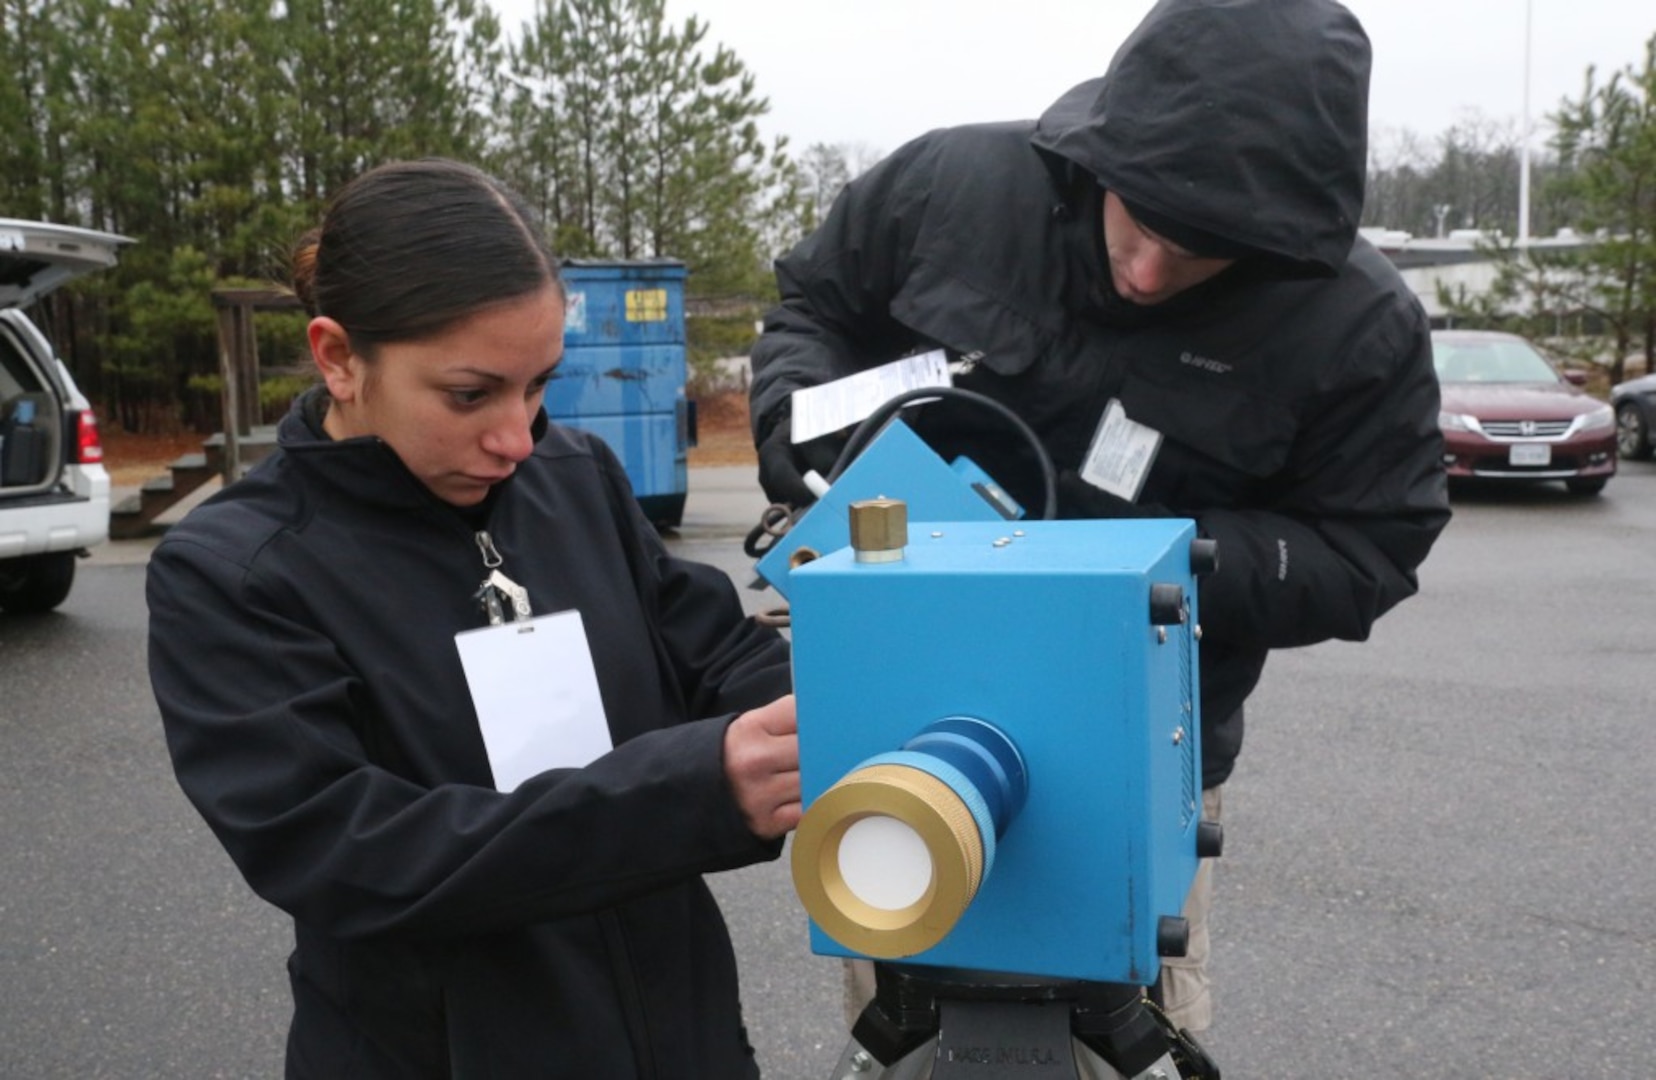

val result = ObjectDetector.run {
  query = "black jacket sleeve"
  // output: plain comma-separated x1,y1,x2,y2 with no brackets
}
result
1194,311,1450,650
748,136,936,444
148,470,790,943
592,442,793,717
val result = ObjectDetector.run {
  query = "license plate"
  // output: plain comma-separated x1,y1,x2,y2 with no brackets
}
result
1510,443,1552,466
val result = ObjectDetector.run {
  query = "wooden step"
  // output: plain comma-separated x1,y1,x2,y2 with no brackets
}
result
202,428,278,472
109,449,225,539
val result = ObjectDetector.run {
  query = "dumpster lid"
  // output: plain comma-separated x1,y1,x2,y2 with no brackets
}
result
561,257,687,279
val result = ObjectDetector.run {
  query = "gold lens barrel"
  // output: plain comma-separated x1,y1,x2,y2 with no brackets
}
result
791,762,987,958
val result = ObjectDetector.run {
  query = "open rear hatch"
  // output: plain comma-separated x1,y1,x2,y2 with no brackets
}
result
0,219,131,495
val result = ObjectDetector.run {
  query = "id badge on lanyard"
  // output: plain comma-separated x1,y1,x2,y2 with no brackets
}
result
454,535,612,791
1080,398,1162,502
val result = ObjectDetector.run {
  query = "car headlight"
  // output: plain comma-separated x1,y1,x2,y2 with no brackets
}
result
1439,411,1480,433
1577,405,1616,433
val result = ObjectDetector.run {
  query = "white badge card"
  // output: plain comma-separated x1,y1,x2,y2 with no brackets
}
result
788,350,953,444
1080,398,1163,502
455,610,612,792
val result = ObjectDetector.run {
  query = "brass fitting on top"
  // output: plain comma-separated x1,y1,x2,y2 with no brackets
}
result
849,498,907,563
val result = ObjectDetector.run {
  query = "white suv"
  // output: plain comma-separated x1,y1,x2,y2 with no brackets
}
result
1,219,130,613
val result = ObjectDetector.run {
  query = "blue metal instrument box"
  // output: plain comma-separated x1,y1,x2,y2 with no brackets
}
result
788,517,1203,985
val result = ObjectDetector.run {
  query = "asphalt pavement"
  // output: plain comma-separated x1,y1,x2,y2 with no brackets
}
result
5,461,1655,1078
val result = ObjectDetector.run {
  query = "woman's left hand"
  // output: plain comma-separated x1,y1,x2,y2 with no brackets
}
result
722,695,802,840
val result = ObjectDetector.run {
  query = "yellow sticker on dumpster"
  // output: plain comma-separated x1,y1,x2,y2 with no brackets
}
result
625,289,668,322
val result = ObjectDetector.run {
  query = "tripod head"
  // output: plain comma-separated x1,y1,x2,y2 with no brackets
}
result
855,964,1205,1075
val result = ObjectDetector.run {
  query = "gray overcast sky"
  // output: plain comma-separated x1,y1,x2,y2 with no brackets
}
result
492,1,1654,160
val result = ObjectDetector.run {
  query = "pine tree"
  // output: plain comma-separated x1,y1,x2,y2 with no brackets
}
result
501,0,806,295
1550,33,1656,378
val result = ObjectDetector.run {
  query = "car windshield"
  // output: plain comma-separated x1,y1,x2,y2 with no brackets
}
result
1433,339,1560,384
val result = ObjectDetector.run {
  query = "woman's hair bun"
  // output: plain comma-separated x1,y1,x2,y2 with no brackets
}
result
290,228,323,315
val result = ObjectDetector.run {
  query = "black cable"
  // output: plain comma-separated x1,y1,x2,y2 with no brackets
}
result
825,386,1059,520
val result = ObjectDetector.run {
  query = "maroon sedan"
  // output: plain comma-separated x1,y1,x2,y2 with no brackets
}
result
1432,330,1617,495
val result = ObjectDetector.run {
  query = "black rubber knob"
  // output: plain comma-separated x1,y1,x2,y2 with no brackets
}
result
1189,537,1220,577
1197,821,1224,859
1157,915,1190,958
1149,583,1186,626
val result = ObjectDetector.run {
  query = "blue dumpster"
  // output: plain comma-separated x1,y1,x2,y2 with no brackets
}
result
549,260,694,528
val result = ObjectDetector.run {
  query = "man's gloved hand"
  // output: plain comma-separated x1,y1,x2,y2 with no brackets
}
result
757,415,845,508
1056,470,1168,520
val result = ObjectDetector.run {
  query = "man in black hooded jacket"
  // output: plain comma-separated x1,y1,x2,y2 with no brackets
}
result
748,0,1451,1034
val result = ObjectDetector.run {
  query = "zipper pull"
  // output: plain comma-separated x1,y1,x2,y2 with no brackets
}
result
476,530,505,569
473,531,532,622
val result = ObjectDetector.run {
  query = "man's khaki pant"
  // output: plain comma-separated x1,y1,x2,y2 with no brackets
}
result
1156,785,1221,1032
840,786,1223,1035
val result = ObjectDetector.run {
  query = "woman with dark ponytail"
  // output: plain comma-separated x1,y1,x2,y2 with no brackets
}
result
147,158,799,1078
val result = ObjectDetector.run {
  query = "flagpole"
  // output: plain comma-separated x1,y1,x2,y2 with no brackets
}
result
1518,0,1533,247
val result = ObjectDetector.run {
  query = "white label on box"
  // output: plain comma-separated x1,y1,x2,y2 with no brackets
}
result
564,291,588,335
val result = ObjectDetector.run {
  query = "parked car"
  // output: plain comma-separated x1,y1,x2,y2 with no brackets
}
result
1431,329,1617,495
1611,371,1656,461
0,218,129,613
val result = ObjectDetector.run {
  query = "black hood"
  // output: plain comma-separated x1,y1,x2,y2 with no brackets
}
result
1031,0,1371,277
